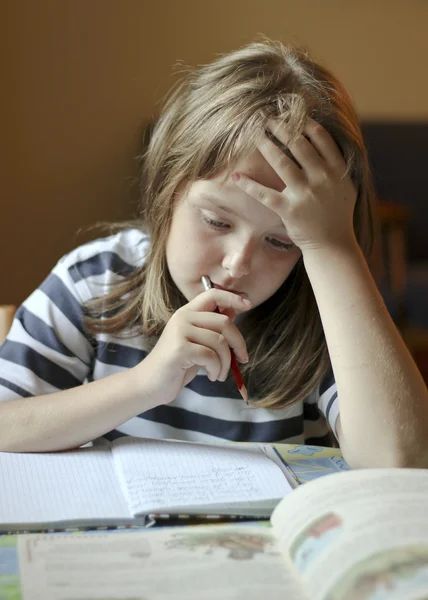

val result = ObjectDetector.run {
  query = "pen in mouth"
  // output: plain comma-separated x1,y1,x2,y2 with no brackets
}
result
201,275,212,292
201,277,246,298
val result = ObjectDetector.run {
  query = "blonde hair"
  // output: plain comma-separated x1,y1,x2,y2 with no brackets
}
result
85,39,376,409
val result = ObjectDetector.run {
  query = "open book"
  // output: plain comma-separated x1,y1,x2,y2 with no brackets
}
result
0,436,298,532
17,468,428,600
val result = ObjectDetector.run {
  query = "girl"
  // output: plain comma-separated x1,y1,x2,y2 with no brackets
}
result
1,40,427,468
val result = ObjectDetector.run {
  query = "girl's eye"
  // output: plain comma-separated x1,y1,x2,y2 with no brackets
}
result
266,236,294,251
201,215,230,229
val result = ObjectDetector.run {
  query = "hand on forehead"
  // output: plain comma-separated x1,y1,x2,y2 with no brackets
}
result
229,149,286,195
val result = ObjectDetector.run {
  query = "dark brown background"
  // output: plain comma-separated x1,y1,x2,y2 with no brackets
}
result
2,0,428,305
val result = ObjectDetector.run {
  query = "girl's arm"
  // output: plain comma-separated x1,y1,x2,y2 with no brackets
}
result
0,288,250,453
0,364,163,453
303,239,428,469
234,118,428,468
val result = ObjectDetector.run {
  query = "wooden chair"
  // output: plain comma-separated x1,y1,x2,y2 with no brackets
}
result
0,305,16,345
372,199,409,327
373,200,428,360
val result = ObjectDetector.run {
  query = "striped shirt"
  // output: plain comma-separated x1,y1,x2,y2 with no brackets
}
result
0,229,339,445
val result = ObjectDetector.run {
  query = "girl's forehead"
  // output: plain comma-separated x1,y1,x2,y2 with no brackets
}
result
187,160,287,231
224,150,285,193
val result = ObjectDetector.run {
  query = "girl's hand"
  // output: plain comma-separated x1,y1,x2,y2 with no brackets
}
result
138,289,251,404
234,118,358,252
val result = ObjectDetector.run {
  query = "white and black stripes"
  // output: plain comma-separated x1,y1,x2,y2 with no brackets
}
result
0,229,339,445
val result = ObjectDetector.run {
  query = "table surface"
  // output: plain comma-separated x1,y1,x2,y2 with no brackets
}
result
0,443,347,600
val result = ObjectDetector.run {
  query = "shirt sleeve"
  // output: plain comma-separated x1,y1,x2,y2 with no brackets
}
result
316,368,339,439
0,251,94,401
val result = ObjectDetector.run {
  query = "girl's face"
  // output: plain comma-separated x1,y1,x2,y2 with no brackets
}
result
166,150,302,310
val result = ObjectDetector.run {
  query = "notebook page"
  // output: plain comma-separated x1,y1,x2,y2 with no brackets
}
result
0,447,131,525
111,438,292,515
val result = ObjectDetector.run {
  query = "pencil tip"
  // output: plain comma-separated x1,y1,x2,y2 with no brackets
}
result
240,384,249,404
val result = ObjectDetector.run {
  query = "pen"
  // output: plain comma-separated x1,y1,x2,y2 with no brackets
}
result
201,275,248,404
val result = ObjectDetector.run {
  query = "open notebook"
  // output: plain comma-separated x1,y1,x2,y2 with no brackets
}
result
0,437,298,532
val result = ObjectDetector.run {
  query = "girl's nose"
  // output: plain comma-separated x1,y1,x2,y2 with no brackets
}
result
222,244,252,278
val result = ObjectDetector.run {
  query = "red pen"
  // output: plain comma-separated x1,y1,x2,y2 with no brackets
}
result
201,275,248,404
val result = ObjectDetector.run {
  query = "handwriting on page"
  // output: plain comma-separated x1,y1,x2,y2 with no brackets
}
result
111,439,291,515
126,467,260,505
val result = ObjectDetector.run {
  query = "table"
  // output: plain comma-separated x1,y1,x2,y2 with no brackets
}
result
0,444,346,600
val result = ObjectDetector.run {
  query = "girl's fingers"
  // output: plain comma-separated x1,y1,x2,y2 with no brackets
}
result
265,118,323,174
218,307,236,321
187,288,252,314
185,327,232,381
257,133,302,186
233,172,286,215
178,290,251,380
266,117,346,176
182,341,222,382
287,134,325,174
190,311,248,364
303,119,347,173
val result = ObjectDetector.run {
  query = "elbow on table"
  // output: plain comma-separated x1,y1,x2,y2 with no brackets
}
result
337,418,428,469
341,445,428,470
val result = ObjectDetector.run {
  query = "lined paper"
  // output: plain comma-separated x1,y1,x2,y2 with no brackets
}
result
111,438,292,515
0,448,130,525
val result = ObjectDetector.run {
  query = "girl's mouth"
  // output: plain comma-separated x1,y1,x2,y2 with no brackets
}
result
213,283,247,298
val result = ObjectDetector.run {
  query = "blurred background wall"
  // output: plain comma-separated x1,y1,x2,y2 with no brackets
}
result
1,0,428,305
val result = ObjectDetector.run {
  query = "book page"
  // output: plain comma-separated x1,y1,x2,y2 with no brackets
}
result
17,526,311,600
111,438,292,515
0,447,130,527
270,468,428,600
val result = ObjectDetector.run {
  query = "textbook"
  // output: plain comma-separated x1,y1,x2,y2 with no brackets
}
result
16,468,428,600
0,436,299,532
